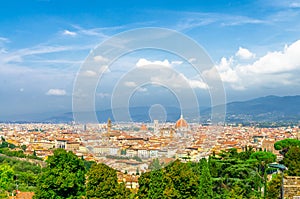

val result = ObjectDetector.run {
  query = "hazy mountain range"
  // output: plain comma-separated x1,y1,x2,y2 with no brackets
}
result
2,95,300,124
203,95,300,124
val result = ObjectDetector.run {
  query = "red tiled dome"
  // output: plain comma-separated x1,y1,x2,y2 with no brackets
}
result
175,115,188,129
140,124,147,131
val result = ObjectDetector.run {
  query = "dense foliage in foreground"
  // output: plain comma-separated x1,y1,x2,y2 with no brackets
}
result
0,155,42,198
138,149,277,199
0,138,299,198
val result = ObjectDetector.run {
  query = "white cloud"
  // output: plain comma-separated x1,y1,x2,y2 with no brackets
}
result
71,25,111,38
94,55,109,62
235,47,255,59
0,42,93,66
135,58,184,68
83,70,97,77
187,79,208,89
0,45,75,64
124,81,137,87
171,61,183,65
178,73,208,89
188,58,196,63
137,87,148,92
46,89,66,96
136,58,172,67
0,37,9,43
0,48,7,53
215,57,240,83
134,59,208,90
82,67,109,77
63,30,77,36
239,40,300,74
150,71,208,90
211,40,300,90
174,11,266,31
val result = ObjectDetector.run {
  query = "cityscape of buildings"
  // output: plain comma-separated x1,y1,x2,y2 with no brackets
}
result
1,116,299,190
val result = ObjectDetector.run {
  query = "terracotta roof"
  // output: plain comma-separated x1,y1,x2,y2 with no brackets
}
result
140,124,147,131
9,192,34,199
175,115,188,129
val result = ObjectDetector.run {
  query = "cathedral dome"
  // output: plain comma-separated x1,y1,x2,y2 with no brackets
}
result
175,115,188,129
140,124,147,131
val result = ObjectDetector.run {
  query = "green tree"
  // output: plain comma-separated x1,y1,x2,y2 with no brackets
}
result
137,172,151,198
164,160,198,198
238,146,254,160
148,169,166,199
86,163,130,199
121,149,126,155
148,158,162,171
274,138,300,150
21,145,27,152
225,184,246,199
0,141,8,148
198,159,213,199
8,143,16,149
283,146,300,176
250,151,276,164
34,149,86,199
266,174,281,199
250,151,276,198
0,164,14,191
84,160,96,171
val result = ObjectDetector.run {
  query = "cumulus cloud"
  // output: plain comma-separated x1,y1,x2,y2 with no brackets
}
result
176,73,208,89
83,70,97,77
213,40,300,90
136,58,172,67
215,57,240,83
134,58,208,90
187,79,209,89
46,89,66,96
136,58,183,68
99,65,110,73
93,55,109,62
240,40,300,74
124,81,137,87
188,58,196,63
171,61,183,65
63,30,77,36
137,87,148,92
235,47,255,59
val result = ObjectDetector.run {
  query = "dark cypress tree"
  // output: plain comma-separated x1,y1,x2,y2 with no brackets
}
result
198,159,213,199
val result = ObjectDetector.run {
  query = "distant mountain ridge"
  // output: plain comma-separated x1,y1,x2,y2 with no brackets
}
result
1,95,300,123
223,95,300,123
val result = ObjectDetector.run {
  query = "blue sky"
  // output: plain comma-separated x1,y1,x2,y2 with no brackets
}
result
0,0,300,120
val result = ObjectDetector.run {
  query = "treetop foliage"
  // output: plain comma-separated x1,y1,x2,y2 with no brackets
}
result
34,149,86,199
274,138,300,150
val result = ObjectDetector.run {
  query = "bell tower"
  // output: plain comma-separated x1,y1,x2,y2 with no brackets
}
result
107,118,112,134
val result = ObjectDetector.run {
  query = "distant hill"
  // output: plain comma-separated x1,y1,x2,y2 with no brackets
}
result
2,95,300,124
202,95,300,123
45,106,182,123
